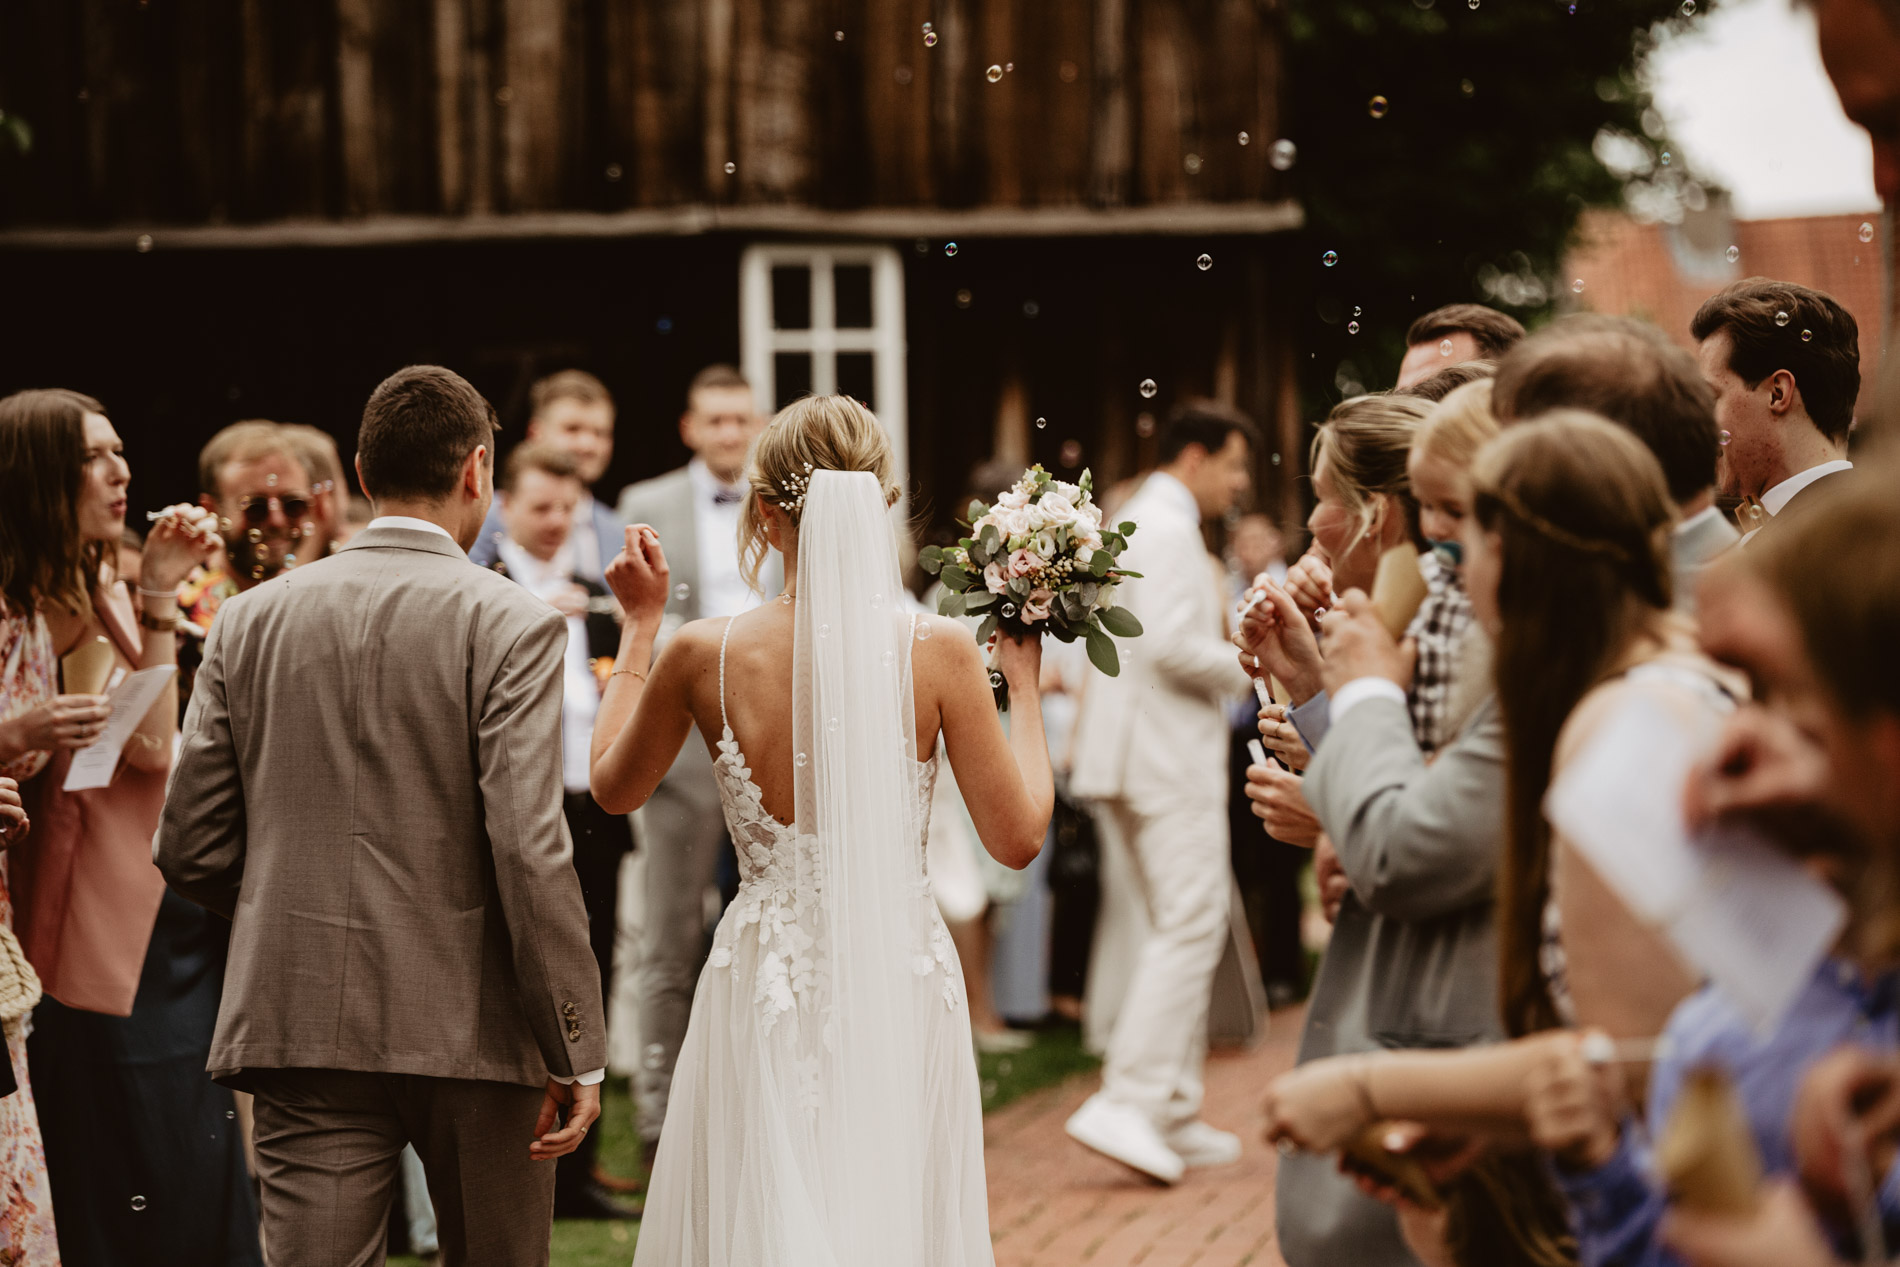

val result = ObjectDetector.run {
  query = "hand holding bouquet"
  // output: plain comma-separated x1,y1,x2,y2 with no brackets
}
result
920,466,1143,708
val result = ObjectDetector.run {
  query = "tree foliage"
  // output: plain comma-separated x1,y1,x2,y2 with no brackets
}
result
1282,0,1711,398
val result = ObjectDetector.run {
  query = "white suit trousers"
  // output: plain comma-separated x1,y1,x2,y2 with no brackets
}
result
1094,795,1233,1128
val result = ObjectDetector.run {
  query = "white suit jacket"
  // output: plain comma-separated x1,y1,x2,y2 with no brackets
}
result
1069,472,1252,808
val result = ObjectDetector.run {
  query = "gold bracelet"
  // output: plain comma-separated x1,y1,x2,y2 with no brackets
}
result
610,668,647,683
138,610,179,634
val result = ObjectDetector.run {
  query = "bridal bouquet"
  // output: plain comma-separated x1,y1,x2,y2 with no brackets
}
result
920,466,1142,707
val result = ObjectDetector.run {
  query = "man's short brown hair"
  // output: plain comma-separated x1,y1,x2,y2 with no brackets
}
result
1406,304,1528,360
687,364,751,408
1691,277,1861,443
1493,315,1720,505
356,366,500,503
530,369,613,418
197,421,303,499
501,442,582,494
1395,360,1497,404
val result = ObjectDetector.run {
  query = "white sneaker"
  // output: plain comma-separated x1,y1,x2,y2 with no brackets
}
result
1064,1093,1186,1184
1165,1120,1243,1168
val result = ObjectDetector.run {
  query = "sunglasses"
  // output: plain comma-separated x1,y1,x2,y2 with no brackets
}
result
235,494,312,525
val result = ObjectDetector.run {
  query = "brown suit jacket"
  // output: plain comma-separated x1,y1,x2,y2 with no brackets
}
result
154,523,607,1088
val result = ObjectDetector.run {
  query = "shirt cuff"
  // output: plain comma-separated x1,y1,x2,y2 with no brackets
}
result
1289,690,1331,752
1329,677,1409,727
552,1067,607,1086
1550,1121,1668,1257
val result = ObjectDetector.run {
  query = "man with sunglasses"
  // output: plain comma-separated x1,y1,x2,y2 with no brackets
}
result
175,421,329,702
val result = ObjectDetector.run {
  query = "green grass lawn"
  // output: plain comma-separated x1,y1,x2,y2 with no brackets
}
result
390,1027,1097,1265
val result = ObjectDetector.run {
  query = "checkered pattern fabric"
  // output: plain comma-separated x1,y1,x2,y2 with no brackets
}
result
1405,553,1474,758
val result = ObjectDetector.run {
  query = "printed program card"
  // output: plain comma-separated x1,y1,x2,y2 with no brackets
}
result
62,665,177,792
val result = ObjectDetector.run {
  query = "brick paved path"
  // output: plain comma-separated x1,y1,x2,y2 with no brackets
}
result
984,1008,1304,1267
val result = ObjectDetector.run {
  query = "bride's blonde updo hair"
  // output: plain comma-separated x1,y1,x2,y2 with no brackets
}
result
739,394,901,590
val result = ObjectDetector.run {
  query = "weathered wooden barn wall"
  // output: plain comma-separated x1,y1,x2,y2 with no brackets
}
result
0,0,1288,226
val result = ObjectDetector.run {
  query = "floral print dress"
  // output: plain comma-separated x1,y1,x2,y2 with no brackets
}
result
0,603,64,1263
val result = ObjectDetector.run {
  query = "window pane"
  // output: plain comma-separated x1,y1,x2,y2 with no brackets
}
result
836,352,875,410
834,265,873,329
772,266,811,330
774,352,814,409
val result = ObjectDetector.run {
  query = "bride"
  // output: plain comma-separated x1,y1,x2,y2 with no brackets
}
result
591,394,1054,1265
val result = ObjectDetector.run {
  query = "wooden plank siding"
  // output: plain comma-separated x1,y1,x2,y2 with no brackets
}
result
0,0,1290,228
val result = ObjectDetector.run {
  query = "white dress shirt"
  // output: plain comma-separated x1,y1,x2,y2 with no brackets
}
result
495,538,599,796
688,459,758,618
367,514,461,544
1760,459,1853,517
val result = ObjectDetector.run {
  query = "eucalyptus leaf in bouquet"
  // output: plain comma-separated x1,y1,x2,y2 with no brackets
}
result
919,465,1144,709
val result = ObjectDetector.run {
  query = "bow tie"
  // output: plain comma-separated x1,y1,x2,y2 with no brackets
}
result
712,489,744,506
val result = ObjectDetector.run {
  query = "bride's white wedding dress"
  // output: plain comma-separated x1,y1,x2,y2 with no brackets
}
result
632,471,993,1267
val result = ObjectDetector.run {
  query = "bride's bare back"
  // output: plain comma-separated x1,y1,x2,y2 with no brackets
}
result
595,593,1051,868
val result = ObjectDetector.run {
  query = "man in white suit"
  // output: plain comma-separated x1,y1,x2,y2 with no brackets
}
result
1067,403,1258,1184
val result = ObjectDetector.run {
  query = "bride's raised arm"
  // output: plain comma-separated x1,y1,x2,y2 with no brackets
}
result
923,616,1054,870
590,525,697,815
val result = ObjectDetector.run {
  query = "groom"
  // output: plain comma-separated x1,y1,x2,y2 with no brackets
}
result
156,365,612,1265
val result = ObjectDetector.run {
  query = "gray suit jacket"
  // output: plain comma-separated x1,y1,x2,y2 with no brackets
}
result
616,467,702,622
1275,693,1507,1267
154,524,607,1089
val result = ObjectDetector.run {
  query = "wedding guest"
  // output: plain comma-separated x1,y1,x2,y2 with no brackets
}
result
280,422,348,560
177,421,321,701
1494,315,1733,611
1241,386,1502,1267
155,364,607,1263
489,442,636,1220
1398,304,1526,389
613,365,770,1154
0,388,257,1266
1065,401,1257,1185
1691,279,1860,540
1396,359,1498,404
470,369,623,583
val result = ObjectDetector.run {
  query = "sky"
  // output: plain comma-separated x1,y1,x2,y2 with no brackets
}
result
1645,0,1881,219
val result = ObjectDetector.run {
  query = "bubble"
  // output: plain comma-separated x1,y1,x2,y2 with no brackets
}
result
724,161,736,175
1725,245,1740,263
1005,62,1013,72
1775,310,1790,327
1237,131,1251,146
1571,278,1585,294
834,29,844,40
604,162,623,181
1660,151,1672,166
643,1042,665,1071
869,592,884,609
1035,416,1047,429
1347,321,1360,334
1268,139,1297,171
1460,78,1476,97
881,650,895,667
1859,221,1876,244
955,288,973,308
130,1195,147,1212
986,64,1003,83
826,716,840,733
1271,452,1282,466
1321,250,1338,267
225,1110,236,1120
818,624,831,638
1183,153,1203,175
795,752,809,767
922,21,932,31
1059,440,1083,467
989,671,1005,690
1680,0,1695,12
1439,338,1455,356
1718,429,1731,446
248,527,263,542
895,66,913,83
915,623,932,641
923,30,937,45
944,241,958,257
673,582,691,601
982,1080,998,1099
135,234,154,253
1353,305,1362,316
1022,300,1040,317
1059,61,1078,83
1801,329,1813,342
1196,253,1213,271
283,554,296,566
1468,0,1479,7
1367,96,1389,119
1001,603,1018,618
1138,378,1158,398
1136,413,1157,438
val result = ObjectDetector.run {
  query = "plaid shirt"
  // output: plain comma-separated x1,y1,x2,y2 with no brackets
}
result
1405,552,1473,758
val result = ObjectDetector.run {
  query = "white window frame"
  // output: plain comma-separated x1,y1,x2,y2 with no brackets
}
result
739,244,909,508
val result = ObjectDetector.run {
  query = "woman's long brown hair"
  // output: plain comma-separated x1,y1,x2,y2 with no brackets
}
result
0,389,109,618
1472,411,1675,1036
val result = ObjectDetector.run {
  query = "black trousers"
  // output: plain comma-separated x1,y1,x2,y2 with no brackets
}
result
1229,727,1308,994
556,792,633,1202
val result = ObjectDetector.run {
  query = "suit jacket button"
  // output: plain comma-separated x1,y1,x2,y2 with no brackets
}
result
567,1024,582,1042
562,1001,578,1017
